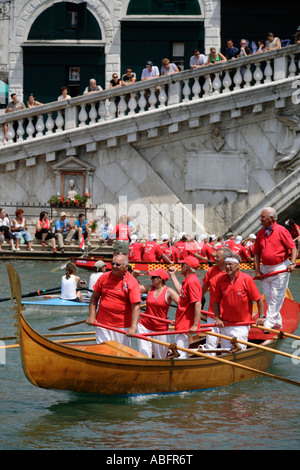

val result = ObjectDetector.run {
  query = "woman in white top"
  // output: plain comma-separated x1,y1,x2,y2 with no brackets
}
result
61,262,84,302
11,208,33,251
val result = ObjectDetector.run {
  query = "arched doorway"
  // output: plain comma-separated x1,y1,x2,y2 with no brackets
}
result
22,2,104,104
121,0,204,80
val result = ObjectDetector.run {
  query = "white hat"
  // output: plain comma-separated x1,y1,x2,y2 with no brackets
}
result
149,233,157,242
235,235,242,244
249,233,256,239
130,234,137,244
178,232,187,239
210,234,217,241
198,233,207,242
161,234,169,241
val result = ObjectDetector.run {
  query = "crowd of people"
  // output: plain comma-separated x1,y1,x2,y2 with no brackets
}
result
0,208,92,253
85,206,298,359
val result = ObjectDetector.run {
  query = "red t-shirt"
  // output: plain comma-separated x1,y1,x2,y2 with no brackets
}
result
94,271,141,328
140,286,170,332
142,241,162,261
289,224,300,239
224,239,236,250
162,245,180,262
128,242,144,261
253,221,295,265
175,273,202,330
110,223,131,241
214,271,261,323
202,265,226,313
200,243,216,261
176,241,189,260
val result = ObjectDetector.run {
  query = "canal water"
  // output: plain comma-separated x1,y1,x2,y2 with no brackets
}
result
0,260,299,451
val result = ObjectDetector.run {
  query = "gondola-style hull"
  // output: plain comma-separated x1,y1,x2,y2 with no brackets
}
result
17,295,300,396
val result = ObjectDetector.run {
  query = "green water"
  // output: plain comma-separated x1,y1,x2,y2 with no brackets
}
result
0,260,299,451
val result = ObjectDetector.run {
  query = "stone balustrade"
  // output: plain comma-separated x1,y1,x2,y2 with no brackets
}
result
0,44,299,147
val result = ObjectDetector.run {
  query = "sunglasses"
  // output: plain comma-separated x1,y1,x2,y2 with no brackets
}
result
111,262,123,267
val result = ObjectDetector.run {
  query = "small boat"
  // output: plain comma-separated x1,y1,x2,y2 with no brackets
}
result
21,297,90,315
7,264,300,396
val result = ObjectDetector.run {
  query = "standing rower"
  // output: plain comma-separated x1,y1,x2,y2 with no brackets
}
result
254,207,297,330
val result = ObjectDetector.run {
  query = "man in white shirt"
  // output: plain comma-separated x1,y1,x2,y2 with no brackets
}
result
189,49,208,68
141,61,160,80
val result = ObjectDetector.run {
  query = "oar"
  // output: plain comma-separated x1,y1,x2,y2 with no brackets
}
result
0,336,96,350
253,269,288,280
0,331,96,341
92,321,300,387
254,324,300,341
0,286,62,303
202,330,300,362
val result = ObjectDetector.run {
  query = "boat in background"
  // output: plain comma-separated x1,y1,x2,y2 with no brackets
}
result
21,297,89,316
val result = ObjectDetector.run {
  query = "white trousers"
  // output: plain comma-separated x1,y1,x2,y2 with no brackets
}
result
260,259,290,329
204,316,221,355
137,323,169,359
219,325,250,350
175,333,191,359
95,326,131,348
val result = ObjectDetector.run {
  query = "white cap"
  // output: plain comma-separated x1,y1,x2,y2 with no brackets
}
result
178,232,186,239
235,235,242,244
130,234,137,244
149,233,157,242
210,234,217,241
249,233,256,239
161,234,169,241
198,233,207,242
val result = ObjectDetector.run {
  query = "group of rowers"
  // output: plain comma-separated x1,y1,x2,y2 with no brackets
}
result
62,207,298,359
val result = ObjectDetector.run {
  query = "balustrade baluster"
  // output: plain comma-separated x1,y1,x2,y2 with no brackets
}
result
36,115,45,137
45,114,54,135
98,101,107,121
55,111,64,132
264,60,273,83
108,99,117,119
182,80,191,102
78,105,88,126
89,104,97,124
138,91,147,112
26,117,35,139
212,73,222,94
243,65,252,88
288,55,297,77
128,94,137,115
223,70,232,93
233,67,243,90
148,87,157,110
118,96,128,117
0,125,5,146
254,63,263,84
158,86,167,107
6,122,15,144
203,75,211,96
17,120,25,141
192,78,201,100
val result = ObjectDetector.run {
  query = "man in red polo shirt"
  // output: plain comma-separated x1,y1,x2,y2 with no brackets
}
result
169,255,202,358
253,207,297,330
86,254,141,346
128,235,144,262
213,254,264,351
142,233,162,262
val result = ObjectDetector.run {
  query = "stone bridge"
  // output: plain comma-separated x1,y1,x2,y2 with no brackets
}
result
1,44,300,238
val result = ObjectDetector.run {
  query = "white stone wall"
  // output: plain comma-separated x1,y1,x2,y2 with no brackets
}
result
3,0,221,99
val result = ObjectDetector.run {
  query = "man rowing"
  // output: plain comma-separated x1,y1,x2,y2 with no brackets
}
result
86,254,141,347
253,207,297,330
201,246,232,353
136,268,179,358
212,254,264,352
169,255,202,358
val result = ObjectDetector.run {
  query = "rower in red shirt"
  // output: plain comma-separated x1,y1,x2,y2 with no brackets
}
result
128,235,144,262
285,219,300,256
253,207,297,330
142,233,162,262
213,254,264,351
136,268,179,358
109,215,131,241
86,254,141,347
224,232,236,250
169,255,202,358
176,232,189,260
162,239,180,264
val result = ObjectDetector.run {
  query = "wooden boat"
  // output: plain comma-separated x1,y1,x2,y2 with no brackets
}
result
74,257,300,272
7,264,300,396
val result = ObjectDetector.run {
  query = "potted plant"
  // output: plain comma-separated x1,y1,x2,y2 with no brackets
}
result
88,220,97,232
48,195,61,207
